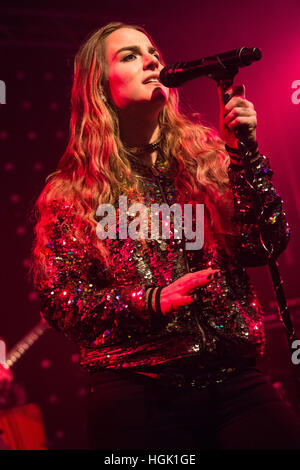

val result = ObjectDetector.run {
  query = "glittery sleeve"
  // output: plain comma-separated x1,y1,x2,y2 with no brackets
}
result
228,154,290,266
36,201,152,347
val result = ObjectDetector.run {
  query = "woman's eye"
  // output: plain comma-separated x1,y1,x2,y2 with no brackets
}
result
122,53,136,62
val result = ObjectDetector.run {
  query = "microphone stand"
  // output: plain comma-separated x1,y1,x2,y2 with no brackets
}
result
213,72,300,402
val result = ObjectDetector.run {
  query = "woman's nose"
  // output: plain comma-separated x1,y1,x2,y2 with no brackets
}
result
143,54,159,70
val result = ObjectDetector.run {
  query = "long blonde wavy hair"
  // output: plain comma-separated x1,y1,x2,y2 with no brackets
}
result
31,21,234,286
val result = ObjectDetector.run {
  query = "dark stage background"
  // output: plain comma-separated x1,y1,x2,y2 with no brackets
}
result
0,0,300,449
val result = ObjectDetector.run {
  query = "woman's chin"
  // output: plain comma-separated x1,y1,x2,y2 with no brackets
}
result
151,86,169,102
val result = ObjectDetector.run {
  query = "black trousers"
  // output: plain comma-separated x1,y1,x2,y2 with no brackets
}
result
87,366,300,450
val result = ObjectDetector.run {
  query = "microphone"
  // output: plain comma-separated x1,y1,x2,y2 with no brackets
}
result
159,47,262,87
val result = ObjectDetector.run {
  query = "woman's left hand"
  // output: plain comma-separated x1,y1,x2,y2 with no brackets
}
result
218,84,257,149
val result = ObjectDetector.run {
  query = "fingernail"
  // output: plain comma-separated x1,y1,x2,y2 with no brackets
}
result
223,93,231,104
233,85,245,96
207,271,221,280
213,271,222,279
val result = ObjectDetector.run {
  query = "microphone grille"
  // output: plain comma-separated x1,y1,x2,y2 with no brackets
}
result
239,47,262,65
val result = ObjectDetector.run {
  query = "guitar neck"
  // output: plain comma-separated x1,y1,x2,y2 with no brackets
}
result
5,320,50,368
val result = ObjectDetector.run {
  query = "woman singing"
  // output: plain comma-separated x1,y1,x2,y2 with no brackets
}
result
31,22,300,449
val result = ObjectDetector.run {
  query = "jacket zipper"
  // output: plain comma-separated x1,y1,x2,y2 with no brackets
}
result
154,174,206,348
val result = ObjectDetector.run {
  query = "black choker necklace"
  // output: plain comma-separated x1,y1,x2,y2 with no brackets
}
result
125,137,162,155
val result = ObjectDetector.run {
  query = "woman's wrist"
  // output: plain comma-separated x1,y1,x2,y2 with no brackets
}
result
151,287,158,312
146,286,166,317
226,141,259,158
226,141,261,169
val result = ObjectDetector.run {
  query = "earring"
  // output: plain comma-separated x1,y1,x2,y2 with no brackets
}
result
100,89,107,102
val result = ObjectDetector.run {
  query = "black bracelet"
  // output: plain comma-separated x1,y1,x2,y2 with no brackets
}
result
154,287,164,317
228,154,242,164
225,144,241,155
147,287,156,314
226,141,259,157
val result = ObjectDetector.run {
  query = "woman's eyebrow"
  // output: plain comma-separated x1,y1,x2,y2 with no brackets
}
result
115,45,160,57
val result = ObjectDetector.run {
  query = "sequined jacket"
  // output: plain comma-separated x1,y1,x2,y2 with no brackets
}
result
37,150,290,382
